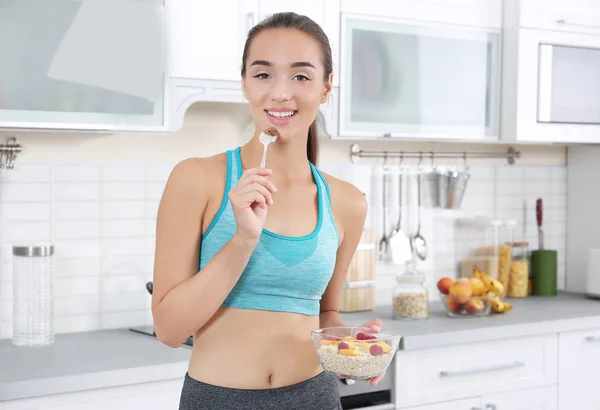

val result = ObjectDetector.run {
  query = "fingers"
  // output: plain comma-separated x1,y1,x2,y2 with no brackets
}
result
239,171,277,193
238,182,274,206
370,376,382,387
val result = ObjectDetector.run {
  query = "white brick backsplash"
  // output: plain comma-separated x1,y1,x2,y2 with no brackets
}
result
55,183,101,201
55,220,101,240
103,183,145,201
146,165,172,182
55,202,101,220
55,277,100,297
101,311,146,329
3,222,51,242
55,295,100,316
102,165,145,182
55,257,101,277
54,164,101,182
1,183,51,202
55,314,100,334
102,292,147,312
147,182,166,200
2,165,51,182
102,201,146,219
0,203,51,222
0,162,569,339
54,240,101,258
102,220,147,238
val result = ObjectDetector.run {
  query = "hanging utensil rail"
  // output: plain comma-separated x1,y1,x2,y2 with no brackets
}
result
350,144,521,165
0,137,23,170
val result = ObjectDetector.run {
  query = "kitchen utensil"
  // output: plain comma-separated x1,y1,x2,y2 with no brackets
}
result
437,168,471,209
413,172,427,261
146,281,153,295
389,159,412,265
378,156,390,261
259,127,279,168
536,198,544,250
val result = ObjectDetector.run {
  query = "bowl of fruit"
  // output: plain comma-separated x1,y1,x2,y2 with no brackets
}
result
437,265,513,318
311,326,401,380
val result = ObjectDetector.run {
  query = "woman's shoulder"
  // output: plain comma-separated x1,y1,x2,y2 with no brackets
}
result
319,170,367,219
163,152,229,196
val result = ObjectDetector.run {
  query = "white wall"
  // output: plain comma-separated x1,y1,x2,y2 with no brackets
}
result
0,102,567,338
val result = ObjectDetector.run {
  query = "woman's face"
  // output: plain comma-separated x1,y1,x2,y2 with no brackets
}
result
242,28,332,142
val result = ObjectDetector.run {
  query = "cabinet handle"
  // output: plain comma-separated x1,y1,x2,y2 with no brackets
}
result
485,405,497,410
471,407,482,410
439,361,525,378
585,336,600,343
556,19,600,29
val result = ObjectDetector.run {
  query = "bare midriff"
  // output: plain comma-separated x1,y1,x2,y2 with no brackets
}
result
187,307,324,389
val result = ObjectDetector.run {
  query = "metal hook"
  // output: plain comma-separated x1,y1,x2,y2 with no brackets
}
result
383,150,389,170
417,151,423,169
463,151,468,169
430,151,435,169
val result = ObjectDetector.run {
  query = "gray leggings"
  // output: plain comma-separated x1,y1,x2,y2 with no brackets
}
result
179,371,343,410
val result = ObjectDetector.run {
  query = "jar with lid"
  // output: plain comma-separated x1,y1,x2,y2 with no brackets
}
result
392,260,428,320
508,242,530,298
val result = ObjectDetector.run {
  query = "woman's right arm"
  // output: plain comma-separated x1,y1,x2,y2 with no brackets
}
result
151,158,275,348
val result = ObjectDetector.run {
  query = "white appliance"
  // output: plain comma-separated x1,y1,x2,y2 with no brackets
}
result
586,249,600,299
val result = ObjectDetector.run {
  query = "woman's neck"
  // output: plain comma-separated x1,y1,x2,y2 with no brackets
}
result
241,132,312,183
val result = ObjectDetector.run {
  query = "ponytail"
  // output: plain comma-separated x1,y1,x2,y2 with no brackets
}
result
307,118,319,165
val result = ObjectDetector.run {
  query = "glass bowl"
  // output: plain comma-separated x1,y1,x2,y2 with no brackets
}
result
310,326,401,380
440,293,493,317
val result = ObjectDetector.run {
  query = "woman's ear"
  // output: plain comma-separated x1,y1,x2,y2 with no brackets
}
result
320,73,333,104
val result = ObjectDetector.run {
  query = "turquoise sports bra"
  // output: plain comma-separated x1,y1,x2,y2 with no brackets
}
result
198,147,340,316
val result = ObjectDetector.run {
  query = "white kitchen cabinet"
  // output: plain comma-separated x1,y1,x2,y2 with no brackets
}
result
558,328,600,410
170,0,257,82
483,385,557,410
0,0,167,132
501,0,600,143
394,334,558,409
2,378,184,410
400,398,482,410
341,0,503,29
337,13,501,141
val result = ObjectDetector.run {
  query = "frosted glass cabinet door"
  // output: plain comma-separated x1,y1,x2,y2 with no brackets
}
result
538,44,600,125
0,0,166,131
339,15,500,140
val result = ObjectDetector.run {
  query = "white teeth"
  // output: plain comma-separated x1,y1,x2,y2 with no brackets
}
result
268,111,295,118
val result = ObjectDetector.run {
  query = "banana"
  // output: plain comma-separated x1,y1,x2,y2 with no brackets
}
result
491,297,505,313
502,302,512,313
476,270,505,295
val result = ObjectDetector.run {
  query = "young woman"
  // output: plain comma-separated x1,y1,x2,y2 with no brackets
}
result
152,12,385,410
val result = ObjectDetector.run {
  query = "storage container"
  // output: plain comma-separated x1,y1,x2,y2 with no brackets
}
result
454,217,517,297
508,242,530,298
392,260,428,320
12,244,55,346
340,229,376,312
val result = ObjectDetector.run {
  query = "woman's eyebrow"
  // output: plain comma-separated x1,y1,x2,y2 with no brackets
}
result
250,60,316,69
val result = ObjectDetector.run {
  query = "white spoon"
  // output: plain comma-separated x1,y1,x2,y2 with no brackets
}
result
259,127,279,168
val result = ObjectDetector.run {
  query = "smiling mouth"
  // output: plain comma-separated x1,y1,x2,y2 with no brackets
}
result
265,110,297,118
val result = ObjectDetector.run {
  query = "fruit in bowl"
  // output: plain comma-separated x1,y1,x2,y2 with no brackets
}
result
440,293,493,317
311,326,401,380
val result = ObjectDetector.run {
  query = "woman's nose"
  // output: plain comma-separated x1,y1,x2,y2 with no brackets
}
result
270,79,293,102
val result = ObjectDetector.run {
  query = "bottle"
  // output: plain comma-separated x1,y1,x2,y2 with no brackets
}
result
392,260,429,320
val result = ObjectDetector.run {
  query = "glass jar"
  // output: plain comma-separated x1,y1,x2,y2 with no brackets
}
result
392,261,429,320
12,244,55,347
508,242,530,298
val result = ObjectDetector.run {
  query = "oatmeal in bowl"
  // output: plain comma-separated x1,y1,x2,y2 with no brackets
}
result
311,326,401,380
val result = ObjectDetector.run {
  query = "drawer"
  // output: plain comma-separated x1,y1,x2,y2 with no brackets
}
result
394,334,558,408
516,0,600,34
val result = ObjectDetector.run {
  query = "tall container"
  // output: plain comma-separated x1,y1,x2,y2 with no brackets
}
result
339,229,376,312
12,244,55,346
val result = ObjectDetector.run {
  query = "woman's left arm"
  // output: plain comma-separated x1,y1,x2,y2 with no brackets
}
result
319,180,368,329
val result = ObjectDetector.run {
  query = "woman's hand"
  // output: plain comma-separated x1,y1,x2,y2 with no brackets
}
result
361,318,384,387
228,167,277,242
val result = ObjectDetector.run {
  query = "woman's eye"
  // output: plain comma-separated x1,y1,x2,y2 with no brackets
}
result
254,73,269,80
295,75,310,81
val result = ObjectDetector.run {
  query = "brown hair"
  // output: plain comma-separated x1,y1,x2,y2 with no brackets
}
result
240,12,333,165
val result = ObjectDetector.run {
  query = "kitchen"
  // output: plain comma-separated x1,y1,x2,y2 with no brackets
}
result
1,0,600,409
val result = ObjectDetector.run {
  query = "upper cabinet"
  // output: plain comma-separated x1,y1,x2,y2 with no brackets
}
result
337,1,502,140
0,0,167,132
501,0,600,143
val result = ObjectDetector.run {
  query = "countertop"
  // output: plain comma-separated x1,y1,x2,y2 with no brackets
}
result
340,291,600,350
2,292,600,402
